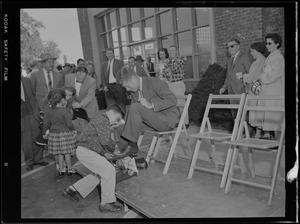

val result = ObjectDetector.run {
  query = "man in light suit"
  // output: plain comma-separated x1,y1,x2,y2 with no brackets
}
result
128,56,148,78
219,38,252,121
30,53,64,112
100,48,126,114
113,67,179,157
65,66,99,132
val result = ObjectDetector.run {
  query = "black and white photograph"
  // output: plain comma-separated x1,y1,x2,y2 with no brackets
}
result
1,1,298,222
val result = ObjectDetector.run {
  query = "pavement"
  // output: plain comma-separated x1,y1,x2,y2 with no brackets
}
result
21,124,287,219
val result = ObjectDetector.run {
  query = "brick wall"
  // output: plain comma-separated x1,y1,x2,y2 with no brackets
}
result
77,8,94,62
214,7,285,68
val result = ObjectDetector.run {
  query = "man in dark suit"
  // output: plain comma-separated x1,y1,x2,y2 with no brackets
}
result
100,48,126,114
128,56,148,78
30,53,64,112
145,55,155,77
113,67,179,157
21,74,48,171
219,38,252,120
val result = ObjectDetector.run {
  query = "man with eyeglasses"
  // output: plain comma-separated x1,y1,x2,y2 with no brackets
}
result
219,38,252,128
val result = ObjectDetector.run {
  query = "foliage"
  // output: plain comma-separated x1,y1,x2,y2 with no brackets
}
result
20,10,61,67
188,63,232,128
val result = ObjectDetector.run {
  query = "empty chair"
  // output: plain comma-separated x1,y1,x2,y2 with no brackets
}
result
224,95,285,205
188,93,247,188
138,94,192,174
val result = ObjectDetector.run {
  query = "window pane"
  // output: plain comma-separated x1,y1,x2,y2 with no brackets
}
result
131,22,141,42
195,26,211,53
176,8,191,31
144,17,155,39
160,11,172,35
195,8,210,27
162,35,174,49
119,8,127,26
132,45,142,57
144,8,155,17
130,8,140,22
184,56,193,79
159,8,170,12
120,27,128,45
122,46,130,65
114,48,120,60
144,42,157,60
101,34,108,49
196,53,211,78
99,16,107,33
178,31,193,55
110,11,117,30
112,30,119,48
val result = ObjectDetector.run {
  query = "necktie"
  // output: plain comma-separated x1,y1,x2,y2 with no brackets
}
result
138,89,144,100
107,60,111,75
231,56,235,68
47,71,52,90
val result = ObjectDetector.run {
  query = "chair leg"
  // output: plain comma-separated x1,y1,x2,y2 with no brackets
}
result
225,146,239,194
163,135,177,175
183,130,192,157
146,135,158,164
220,146,234,188
188,139,202,179
238,150,247,173
210,140,219,170
168,134,177,158
248,148,255,178
152,135,162,163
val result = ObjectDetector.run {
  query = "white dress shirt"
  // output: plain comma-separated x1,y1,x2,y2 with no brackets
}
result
75,78,82,97
108,59,117,84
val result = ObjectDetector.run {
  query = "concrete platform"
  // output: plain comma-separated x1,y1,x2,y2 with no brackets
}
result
21,124,286,218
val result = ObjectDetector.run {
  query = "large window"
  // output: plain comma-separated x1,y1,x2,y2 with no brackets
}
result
97,8,214,81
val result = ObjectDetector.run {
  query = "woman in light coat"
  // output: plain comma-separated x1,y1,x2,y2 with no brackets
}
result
259,33,285,140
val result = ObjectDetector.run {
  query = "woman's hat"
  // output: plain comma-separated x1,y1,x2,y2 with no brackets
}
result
40,53,57,62
135,55,144,62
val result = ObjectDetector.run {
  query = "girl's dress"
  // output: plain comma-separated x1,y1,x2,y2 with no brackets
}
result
43,107,77,155
155,59,172,81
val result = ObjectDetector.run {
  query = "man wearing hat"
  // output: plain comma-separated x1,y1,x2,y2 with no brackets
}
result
30,53,64,111
135,55,150,77
128,56,148,78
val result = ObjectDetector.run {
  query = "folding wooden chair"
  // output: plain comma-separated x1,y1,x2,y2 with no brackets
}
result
188,93,247,188
224,95,285,205
137,94,192,174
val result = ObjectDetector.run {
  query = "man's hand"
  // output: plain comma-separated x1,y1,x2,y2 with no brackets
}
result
72,102,82,109
138,98,154,109
103,86,108,92
219,87,226,95
110,119,125,130
103,153,114,160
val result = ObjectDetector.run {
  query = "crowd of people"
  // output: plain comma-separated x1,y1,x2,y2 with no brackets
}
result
21,33,285,213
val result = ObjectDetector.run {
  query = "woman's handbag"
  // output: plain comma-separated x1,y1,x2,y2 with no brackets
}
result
251,80,261,95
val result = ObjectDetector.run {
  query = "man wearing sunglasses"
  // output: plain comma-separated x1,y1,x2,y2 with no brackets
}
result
219,38,252,125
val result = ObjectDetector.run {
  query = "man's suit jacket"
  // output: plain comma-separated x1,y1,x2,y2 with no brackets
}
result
130,77,179,128
133,65,148,77
222,51,253,94
100,58,124,87
65,74,99,119
30,69,63,111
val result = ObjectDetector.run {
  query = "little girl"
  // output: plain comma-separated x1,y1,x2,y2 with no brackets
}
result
43,89,77,177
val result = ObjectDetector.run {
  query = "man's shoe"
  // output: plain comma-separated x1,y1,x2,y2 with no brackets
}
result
114,145,138,158
26,165,33,171
33,161,49,166
99,202,123,213
62,188,80,202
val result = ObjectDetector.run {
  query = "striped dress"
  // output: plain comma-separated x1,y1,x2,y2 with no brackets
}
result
43,107,77,155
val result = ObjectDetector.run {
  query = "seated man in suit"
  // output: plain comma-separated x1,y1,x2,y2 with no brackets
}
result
65,66,99,133
113,66,179,157
128,56,149,78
